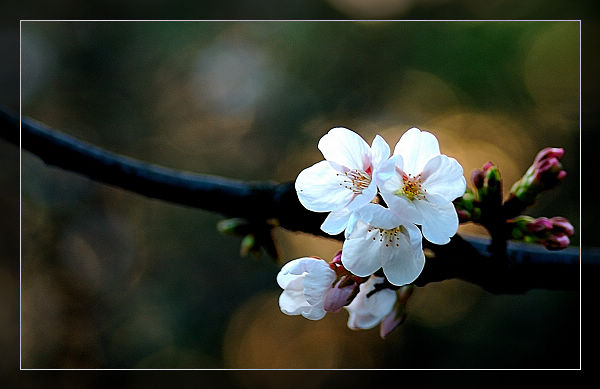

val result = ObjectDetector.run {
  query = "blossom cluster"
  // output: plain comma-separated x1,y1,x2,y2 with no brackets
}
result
277,127,466,335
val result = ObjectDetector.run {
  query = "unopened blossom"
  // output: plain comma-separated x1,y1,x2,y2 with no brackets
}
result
277,257,336,320
376,127,466,245
322,250,365,312
379,284,414,338
509,147,567,206
509,215,574,250
341,203,425,286
295,127,390,235
345,276,397,330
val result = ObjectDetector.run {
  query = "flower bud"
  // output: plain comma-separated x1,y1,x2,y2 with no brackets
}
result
323,276,361,312
525,217,553,233
324,251,366,311
379,285,414,339
380,306,407,339
508,215,574,250
217,218,251,235
240,234,260,257
544,234,571,250
471,169,485,190
454,189,478,223
549,216,575,236
509,147,566,207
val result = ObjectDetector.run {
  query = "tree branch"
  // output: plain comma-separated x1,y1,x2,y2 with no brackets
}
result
3,107,593,293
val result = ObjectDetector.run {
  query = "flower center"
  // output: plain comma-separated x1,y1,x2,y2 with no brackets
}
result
394,173,426,201
368,226,405,248
338,169,372,194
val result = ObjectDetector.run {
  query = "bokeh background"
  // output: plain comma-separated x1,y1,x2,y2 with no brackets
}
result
15,20,582,376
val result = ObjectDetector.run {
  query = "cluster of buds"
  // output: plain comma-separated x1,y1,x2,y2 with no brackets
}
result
454,161,501,224
472,161,502,206
509,148,567,207
508,216,574,250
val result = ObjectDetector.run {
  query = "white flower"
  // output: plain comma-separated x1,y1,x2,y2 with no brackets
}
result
341,203,425,286
345,276,397,330
276,257,336,320
376,127,466,245
295,127,390,235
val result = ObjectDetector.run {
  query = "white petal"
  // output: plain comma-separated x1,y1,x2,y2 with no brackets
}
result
295,160,354,212
321,208,351,235
356,203,407,230
277,257,327,283
393,128,440,175
318,127,372,171
346,178,377,211
421,155,466,201
381,224,425,286
301,306,327,320
303,263,336,305
414,194,459,245
279,289,310,315
341,222,385,277
345,277,397,330
344,211,359,238
375,154,403,188
370,134,390,169
379,190,422,225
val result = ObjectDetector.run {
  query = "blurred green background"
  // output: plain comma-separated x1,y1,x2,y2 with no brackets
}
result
10,16,583,379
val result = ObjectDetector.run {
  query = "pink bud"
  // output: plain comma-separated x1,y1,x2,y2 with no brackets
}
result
482,161,495,172
471,169,485,189
544,234,570,250
534,147,564,165
323,278,359,312
550,217,574,236
525,217,553,233
331,250,342,264
379,308,406,339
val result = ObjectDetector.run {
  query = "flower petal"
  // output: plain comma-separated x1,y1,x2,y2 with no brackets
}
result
379,191,422,225
341,221,385,277
345,277,397,330
370,134,391,169
414,193,459,245
318,127,371,171
346,177,377,211
295,160,354,212
301,306,328,320
393,128,440,175
321,208,351,235
421,154,466,201
375,154,403,188
381,224,425,286
303,263,336,305
279,289,310,315
356,203,407,230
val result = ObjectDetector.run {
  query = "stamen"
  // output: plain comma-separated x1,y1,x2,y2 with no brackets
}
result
368,226,405,248
394,173,426,201
337,169,372,194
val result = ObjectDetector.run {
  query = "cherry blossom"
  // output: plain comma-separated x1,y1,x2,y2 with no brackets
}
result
341,203,425,286
276,257,336,320
295,127,390,235
345,276,397,330
376,127,466,245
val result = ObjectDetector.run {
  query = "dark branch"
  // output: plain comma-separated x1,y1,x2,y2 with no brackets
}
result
3,107,594,293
